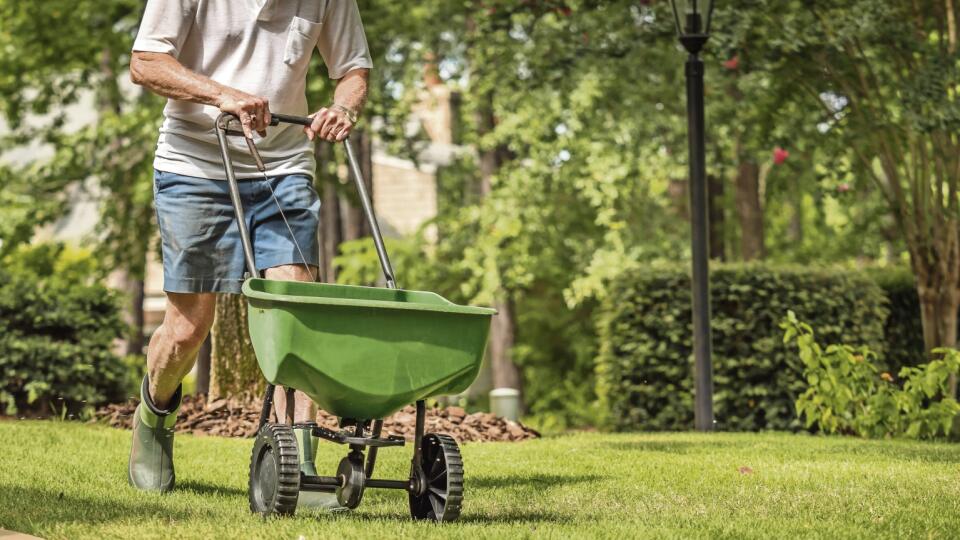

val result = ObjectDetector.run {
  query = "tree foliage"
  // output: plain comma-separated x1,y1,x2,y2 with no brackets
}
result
2,0,956,422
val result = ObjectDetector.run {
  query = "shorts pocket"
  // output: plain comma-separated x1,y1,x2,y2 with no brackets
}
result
283,16,323,66
154,170,170,194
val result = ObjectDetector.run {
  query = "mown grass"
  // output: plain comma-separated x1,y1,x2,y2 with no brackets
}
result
1,421,958,539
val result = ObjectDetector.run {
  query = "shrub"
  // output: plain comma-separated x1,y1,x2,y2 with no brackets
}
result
783,312,959,439
864,267,927,371
596,264,887,431
0,243,129,415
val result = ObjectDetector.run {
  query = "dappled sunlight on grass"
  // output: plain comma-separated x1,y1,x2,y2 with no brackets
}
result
0,422,958,538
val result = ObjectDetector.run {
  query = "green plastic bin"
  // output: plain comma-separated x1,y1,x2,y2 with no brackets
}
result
243,278,495,420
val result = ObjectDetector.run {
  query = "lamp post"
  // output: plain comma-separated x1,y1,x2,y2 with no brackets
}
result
670,0,715,432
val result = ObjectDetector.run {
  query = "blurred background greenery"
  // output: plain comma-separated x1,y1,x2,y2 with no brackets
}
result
1,0,957,434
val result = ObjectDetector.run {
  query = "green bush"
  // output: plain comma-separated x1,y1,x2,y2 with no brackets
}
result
596,264,888,431
784,312,959,440
0,243,129,415
865,267,927,372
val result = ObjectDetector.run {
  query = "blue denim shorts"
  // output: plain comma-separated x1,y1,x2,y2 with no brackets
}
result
153,170,320,294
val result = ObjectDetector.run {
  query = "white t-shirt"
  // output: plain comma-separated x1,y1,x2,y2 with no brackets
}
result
133,0,373,179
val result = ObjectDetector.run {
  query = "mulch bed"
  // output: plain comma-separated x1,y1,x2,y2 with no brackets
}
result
93,394,539,443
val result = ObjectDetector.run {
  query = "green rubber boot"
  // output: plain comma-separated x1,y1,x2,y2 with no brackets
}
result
296,427,320,476
294,426,346,511
128,375,182,493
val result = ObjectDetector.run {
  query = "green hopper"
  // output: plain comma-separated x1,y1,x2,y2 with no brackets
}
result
244,278,494,420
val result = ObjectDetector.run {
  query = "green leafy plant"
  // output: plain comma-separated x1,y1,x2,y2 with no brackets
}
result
782,311,960,440
0,243,129,416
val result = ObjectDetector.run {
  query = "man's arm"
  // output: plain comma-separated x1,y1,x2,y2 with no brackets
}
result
305,68,369,143
130,51,270,138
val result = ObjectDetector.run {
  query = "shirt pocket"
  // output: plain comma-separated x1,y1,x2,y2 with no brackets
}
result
283,16,323,67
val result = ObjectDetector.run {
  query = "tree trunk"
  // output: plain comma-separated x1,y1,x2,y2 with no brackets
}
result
788,201,804,245
195,335,211,395
317,141,342,282
916,274,960,397
476,97,523,396
735,158,765,261
788,171,804,245
489,297,522,389
127,278,145,355
109,271,146,358
708,174,726,261
209,294,264,400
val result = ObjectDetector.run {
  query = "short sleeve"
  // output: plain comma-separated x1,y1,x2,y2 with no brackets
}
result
132,0,199,58
317,0,374,80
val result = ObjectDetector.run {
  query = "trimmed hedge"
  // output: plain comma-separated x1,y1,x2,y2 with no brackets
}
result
0,244,129,415
865,267,927,371
596,265,888,431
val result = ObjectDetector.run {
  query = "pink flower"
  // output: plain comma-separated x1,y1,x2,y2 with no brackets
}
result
723,56,740,71
837,183,852,193
773,147,789,165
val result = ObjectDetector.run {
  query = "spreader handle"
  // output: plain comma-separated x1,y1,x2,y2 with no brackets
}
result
216,111,398,289
269,113,313,127
343,139,398,289
214,113,260,278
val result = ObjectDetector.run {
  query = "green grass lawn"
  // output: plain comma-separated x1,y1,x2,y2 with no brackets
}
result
1,421,959,539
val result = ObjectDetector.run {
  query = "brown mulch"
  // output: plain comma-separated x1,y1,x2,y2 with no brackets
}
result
93,394,539,443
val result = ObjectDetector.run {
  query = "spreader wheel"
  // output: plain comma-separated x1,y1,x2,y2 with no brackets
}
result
409,433,463,522
249,423,300,516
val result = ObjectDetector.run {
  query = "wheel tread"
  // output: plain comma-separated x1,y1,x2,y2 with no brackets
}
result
248,423,301,516
409,433,465,523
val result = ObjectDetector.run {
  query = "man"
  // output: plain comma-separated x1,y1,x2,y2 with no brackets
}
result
128,0,371,494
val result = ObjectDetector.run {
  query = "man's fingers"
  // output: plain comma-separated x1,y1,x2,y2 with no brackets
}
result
219,93,272,138
306,108,328,140
329,118,353,142
262,97,272,129
302,108,354,142
336,122,352,142
238,108,254,139
318,110,336,136
258,98,269,132
331,122,347,142
252,98,265,133
320,114,340,140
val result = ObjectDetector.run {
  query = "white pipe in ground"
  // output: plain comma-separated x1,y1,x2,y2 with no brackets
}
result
489,388,521,422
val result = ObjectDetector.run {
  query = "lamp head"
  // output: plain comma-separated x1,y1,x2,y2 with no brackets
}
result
670,0,716,37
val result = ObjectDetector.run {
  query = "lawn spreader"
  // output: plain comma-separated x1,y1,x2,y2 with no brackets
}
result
215,112,495,522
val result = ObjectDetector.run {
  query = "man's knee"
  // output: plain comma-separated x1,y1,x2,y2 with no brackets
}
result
163,292,216,350
264,264,317,282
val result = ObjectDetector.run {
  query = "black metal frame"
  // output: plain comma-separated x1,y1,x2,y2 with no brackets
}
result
215,112,428,497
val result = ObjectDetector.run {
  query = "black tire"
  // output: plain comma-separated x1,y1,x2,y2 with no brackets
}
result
249,423,300,516
409,433,463,522
335,453,366,509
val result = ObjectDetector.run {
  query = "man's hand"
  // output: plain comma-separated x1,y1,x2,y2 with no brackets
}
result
304,107,354,142
218,91,271,139
129,52,275,139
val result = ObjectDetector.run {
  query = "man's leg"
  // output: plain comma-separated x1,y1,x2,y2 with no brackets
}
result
264,264,318,425
148,292,217,408
262,262,344,510
129,292,216,492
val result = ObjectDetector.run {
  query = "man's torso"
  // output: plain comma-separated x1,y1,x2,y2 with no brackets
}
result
134,0,369,179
